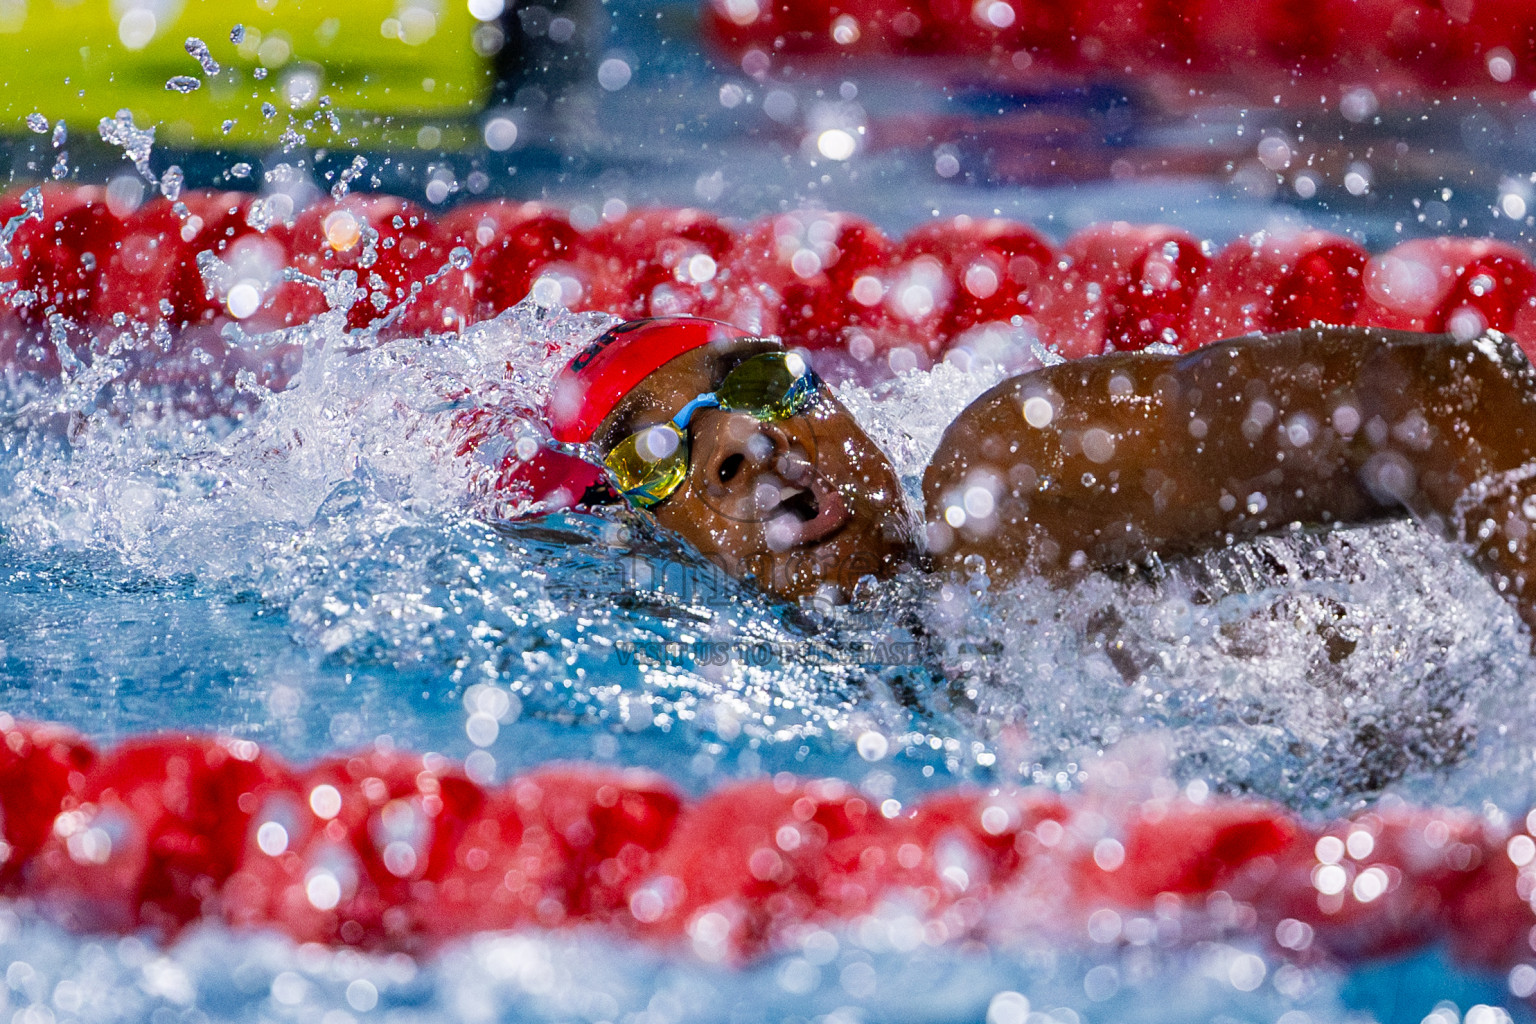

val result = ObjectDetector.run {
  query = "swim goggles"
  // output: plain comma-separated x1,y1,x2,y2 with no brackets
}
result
602,351,823,508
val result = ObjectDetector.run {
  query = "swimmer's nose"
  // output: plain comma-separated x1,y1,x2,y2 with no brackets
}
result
698,412,794,500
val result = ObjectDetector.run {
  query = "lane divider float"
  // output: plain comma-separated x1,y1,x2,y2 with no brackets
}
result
0,717,1532,974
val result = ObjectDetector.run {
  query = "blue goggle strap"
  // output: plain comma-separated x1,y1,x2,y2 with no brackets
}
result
670,393,721,432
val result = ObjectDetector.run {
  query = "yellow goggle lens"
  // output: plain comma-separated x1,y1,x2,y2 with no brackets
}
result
604,425,689,508
714,352,816,418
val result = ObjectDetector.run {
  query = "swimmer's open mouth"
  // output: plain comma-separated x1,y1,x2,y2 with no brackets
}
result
771,478,850,547
781,488,819,522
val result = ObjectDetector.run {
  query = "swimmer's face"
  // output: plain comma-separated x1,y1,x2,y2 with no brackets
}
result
596,341,917,602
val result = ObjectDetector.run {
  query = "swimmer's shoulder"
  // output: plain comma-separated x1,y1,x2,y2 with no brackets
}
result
922,324,1509,515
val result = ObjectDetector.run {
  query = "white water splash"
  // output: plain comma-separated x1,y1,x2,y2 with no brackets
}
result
1,299,613,560
184,36,220,76
0,186,43,269
97,110,157,183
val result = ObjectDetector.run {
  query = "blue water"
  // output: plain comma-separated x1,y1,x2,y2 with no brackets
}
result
5,0,1536,1020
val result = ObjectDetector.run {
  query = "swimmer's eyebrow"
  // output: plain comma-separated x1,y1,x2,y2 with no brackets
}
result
601,378,714,449
600,405,661,451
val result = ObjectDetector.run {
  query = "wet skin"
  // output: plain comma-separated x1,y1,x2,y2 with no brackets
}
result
599,326,1536,635
594,341,917,601
924,325,1536,633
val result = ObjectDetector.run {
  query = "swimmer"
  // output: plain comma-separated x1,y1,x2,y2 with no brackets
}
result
547,317,1536,635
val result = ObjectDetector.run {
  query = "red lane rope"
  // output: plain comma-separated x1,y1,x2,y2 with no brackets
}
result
0,717,1531,966
699,0,1536,96
3,188,1534,379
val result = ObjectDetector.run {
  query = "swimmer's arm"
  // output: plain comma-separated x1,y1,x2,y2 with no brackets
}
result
923,326,1536,629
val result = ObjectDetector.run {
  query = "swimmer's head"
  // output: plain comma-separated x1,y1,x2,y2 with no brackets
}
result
549,317,916,602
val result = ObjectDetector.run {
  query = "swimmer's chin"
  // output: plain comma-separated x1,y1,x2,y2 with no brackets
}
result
745,520,921,606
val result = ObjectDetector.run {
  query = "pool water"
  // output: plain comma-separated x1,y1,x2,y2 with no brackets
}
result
5,1,1536,1021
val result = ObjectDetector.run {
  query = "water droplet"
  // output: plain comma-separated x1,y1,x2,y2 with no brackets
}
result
1022,396,1054,428
304,870,341,910
856,730,888,761
184,36,221,75
1228,953,1267,992
226,282,261,319
255,821,288,856
466,712,499,746
345,980,379,1013
816,128,856,161
159,164,183,201
119,8,157,50
309,784,343,819
987,991,1030,1024
324,210,361,251
483,116,517,151
598,57,632,91
97,110,157,183
382,840,418,877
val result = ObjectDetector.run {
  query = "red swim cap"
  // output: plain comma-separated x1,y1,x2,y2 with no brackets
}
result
546,316,759,443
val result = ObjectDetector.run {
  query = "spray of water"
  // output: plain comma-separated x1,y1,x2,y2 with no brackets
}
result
3,280,1533,811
